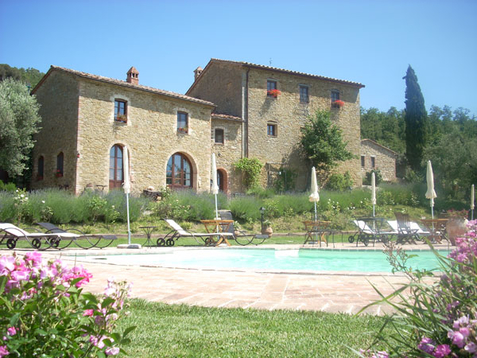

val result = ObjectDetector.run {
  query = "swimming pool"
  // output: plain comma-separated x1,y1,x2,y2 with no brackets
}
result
74,248,448,274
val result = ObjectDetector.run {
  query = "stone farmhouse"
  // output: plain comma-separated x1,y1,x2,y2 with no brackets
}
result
360,139,398,182
30,59,365,195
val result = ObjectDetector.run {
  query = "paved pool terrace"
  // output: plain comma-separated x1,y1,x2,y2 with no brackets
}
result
7,242,450,315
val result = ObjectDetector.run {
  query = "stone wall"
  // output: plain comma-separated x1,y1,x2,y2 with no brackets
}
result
360,139,397,182
31,71,79,191
246,67,362,191
211,116,243,194
76,79,213,194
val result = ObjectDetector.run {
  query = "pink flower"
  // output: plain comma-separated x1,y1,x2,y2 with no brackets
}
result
434,344,451,358
24,252,42,267
0,256,15,274
465,342,477,353
83,309,94,317
0,345,9,357
7,327,16,336
105,347,120,356
448,331,465,348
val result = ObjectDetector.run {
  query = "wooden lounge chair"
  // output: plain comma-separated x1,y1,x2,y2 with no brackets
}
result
0,223,78,250
163,219,235,246
394,212,421,244
36,222,117,249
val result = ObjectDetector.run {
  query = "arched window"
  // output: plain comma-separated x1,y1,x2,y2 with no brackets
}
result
56,152,64,177
166,153,192,189
109,145,123,190
217,169,227,193
37,156,44,181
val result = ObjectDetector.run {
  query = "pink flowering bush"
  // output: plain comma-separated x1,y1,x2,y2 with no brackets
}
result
359,220,477,358
0,252,135,357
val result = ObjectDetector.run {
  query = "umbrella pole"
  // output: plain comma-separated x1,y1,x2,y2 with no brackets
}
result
314,202,317,222
126,192,131,245
215,194,219,234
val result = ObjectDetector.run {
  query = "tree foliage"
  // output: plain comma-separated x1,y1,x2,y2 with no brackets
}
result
403,65,428,172
234,157,264,190
0,78,42,177
301,110,355,173
0,64,45,89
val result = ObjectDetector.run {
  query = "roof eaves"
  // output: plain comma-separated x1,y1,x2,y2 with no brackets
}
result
361,139,399,156
38,66,216,108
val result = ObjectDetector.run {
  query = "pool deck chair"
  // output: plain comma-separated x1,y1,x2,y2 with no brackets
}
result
393,213,421,245
350,219,396,247
163,219,235,247
36,222,117,249
0,223,78,250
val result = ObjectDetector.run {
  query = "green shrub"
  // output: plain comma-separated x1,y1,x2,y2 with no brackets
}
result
363,169,383,185
325,171,353,191
273,167,297,193
229,196,262,223
0,180,17,192
234,157,263,190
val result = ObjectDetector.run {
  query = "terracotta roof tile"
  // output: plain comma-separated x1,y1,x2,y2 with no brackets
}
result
34,66,216,108
211,113,243,122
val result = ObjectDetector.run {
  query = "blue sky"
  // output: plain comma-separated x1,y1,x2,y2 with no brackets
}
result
1,0,476,116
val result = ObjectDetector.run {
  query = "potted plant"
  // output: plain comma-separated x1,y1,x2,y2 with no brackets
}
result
116,114,127,122
262,219,273,236
55,169,63,178
332,100,344,108
445,209,468,245
267,89,281,98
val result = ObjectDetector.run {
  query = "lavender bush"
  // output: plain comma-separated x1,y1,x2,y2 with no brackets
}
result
0,252,135,357
358,220,477,358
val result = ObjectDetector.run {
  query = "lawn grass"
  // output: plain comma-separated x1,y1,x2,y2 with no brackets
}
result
118,299,390,358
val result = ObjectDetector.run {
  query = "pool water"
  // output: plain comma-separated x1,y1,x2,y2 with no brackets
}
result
77,248,449,273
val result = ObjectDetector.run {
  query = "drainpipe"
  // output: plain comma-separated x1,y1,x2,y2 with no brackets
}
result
241,68,250,158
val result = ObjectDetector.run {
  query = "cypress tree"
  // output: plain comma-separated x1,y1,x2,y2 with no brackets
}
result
403,65,428,172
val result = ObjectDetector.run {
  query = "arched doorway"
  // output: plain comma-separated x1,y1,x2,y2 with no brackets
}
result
217,168,227,193
109,145,123,190
166,153,193,189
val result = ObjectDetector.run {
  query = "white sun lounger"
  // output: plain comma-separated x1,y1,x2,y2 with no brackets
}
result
163,219,235,246
0,223,79,250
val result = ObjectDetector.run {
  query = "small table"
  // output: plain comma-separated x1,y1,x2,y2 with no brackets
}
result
303,221,331,246
200,220,234,246
139,226,158,246
421,219,448,243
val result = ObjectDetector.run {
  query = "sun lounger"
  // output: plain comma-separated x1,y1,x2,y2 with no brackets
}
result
394,212,421,244
164,219,235,246
36,222,117,249
0,223,78,250
350,218,396,246
387,220,429,241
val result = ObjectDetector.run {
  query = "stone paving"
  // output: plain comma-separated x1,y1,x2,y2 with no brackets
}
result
9,242,450,315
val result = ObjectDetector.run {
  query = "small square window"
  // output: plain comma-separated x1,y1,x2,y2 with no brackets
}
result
177,112,188,133
267,123,277,137
299,85,309,103
215,128,224,144
267,80,279,97
361,155,365,168
114,99,127,122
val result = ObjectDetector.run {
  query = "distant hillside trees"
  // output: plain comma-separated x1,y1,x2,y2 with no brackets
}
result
0,64,45,89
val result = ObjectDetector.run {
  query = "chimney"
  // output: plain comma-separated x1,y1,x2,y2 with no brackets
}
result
127,67,139,85
194,66,203,81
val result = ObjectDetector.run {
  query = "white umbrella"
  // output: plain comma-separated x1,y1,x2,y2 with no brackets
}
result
123,146,132,244
211,153,219,222
309,167,320,221
425,160,437,219
371,172,376,217
471,184,475,220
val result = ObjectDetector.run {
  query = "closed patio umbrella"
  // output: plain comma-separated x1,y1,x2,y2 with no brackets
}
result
471,184,475,220
123,146,132,245
211,153,219,221
309,167,320,221
371,172,376,217
425,160,437,219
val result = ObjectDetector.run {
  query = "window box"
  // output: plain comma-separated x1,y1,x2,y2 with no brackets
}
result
332,100,344,108
36,175,43,181
55,170,63,178
177,127,188,134
116,114,127,123
267,89,281,98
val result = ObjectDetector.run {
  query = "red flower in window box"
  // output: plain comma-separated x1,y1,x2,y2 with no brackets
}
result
332,100,344,108
36,175,43,181
116,114,127,123
267,89,281,98
177,127,188,134
55,169,63,178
